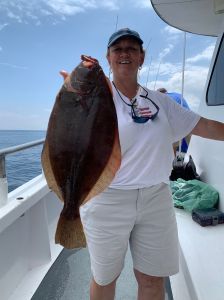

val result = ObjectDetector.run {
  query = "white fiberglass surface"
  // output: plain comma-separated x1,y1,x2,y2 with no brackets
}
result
151,0,224,36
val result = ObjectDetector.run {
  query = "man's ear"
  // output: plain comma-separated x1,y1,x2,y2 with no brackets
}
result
139,51,145,66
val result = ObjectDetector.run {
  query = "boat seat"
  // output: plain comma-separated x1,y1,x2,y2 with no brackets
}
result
170,208,224,300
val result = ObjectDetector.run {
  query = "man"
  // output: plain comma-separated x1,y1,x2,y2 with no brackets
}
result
157,88,190,153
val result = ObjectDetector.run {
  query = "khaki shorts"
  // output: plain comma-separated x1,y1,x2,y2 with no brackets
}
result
80,183,179,286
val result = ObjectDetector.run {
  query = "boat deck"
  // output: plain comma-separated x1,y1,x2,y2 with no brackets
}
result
31,247,173,300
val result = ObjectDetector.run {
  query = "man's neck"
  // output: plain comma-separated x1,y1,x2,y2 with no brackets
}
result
112,79,139,100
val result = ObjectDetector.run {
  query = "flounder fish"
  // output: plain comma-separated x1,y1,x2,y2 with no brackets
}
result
41,55,121,249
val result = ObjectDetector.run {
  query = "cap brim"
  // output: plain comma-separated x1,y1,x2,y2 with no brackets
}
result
108,34,143,47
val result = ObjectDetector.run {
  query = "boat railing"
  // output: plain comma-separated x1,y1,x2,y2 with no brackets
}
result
0,139,45,207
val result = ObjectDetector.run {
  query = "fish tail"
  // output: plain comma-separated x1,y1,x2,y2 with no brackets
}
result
55,215,87,249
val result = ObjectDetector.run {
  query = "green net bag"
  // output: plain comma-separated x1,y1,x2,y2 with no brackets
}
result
170,179,219,212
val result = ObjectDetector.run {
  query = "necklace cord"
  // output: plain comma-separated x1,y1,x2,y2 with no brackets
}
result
112,81,137,106
112,81,160,122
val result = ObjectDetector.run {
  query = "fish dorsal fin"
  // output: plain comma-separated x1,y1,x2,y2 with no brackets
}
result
106,77,113,94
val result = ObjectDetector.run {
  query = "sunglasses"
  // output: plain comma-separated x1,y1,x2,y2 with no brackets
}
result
113,81,159,124
131,86,159,123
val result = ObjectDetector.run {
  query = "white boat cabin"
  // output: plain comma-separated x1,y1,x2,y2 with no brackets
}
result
151,0,224,299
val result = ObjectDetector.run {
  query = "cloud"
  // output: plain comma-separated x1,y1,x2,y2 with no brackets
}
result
154,31,215,103
163,25,182,35
0,0,152,25
7,11,23,23
0,62,28,70
140,55,211,113
140,61,181,81
0,0,120,25
140,44,214,111
46,0,85,16
158,44,174,60
0,23,8,31
187,44,215,63
132,0,152,9
101,0,120,10
155,26,185,62
162,25,184,43
0,109,50,130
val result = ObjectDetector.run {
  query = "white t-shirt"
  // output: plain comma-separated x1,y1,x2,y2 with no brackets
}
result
109,83,201,189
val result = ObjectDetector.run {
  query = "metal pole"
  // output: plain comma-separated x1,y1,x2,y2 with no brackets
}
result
0,155,8,206
0,138,44,207
178,31,187,154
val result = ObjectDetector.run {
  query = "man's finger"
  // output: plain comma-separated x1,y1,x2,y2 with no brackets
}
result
59,70,69,80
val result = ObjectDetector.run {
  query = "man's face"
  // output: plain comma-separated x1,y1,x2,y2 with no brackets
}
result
107,37,145,78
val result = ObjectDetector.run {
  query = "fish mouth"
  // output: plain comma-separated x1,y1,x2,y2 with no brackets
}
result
81,55,99,66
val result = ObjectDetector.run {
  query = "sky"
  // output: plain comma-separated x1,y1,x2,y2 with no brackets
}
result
0,0,217,130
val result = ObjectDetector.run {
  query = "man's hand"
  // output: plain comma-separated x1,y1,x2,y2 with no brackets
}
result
59,70,76,92
60,70,69,81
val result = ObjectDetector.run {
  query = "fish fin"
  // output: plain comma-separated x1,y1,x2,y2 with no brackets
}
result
42,139,64,202
106,77,113,94
55,215,87,249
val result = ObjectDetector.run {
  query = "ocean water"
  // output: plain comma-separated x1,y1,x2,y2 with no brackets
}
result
0,130,46,192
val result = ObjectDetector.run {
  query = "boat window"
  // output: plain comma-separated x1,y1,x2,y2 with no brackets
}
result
207,34,224,105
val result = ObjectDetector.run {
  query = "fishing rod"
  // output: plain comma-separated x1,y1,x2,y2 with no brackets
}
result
145,56,152,88
153,59,161,90
115,15,118,31
178,31,187,155
143,38,152,88
109,15,119,79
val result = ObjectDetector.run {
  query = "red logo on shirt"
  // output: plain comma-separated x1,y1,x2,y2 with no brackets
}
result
137,107,153,117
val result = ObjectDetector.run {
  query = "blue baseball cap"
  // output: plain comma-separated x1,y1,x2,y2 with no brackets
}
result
107,28,143,48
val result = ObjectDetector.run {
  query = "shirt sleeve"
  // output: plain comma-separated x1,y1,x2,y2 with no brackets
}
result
182,98,190,109
163,94,201,143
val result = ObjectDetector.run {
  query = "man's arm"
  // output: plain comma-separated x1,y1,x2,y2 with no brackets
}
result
191,117,224,140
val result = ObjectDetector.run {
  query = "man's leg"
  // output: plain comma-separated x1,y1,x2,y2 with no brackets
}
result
80,188,137,300
90,277,117,300
130,184,178,300
134,269,165,300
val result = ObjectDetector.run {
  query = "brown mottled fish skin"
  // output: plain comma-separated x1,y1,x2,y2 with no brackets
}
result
41,55,121,249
